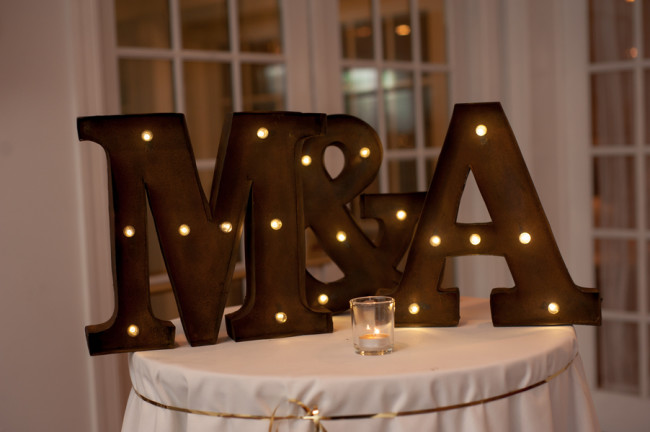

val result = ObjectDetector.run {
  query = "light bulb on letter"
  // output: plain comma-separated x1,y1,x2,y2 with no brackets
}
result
141,130,153,142
270,219,282,230
408,303,420,314
178,224,190,236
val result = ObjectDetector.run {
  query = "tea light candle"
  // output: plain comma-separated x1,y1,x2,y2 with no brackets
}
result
350,296,395,355
359,329,391,351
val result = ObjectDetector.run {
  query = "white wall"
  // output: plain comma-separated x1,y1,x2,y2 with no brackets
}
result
0,1,99,430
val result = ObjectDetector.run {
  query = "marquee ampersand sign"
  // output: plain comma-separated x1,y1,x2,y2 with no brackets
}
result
300,115,424,313
392,102,601,327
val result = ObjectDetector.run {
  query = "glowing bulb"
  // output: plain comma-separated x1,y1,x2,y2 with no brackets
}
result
127,324,139,337
336,231,347,242
395,24,411,36
548,302,560,315
178,224,190,236
359,147,370,158
475,124,487,137
270,218,282,230
301,155,312,166
220,222,233,233
519,232,532,244
275,312,287,323
429,235,441,247
141,130,153,142
469,233,481,245
396,210,407,221
318,294,329,305
123,225,135,238
257,127,269,139
408,303,420,314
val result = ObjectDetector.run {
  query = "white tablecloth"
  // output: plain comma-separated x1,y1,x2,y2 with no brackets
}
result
122,297,599,431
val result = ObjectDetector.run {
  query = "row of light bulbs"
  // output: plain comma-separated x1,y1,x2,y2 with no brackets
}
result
122,209,413,240
125,299,561,338
428,232,532,247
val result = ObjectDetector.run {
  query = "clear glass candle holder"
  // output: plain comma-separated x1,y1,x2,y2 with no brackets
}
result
350,296,395,355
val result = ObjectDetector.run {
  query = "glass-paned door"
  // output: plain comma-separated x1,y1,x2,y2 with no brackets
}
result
339,0,449,194
589,0,650,428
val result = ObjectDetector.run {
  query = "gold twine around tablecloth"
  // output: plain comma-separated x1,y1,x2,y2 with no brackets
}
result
132,353,577,432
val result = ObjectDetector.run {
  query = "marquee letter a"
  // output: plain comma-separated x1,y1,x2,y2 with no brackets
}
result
393,102,601,327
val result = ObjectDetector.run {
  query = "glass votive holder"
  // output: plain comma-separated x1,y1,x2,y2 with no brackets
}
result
350,296,395,355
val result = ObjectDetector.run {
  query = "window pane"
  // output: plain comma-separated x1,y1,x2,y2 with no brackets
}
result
241,63,285,111
598,320,639,395
381,0,412,61
595,239,638,312
184,61,232,160
423,72,449,148
591,71,635,146
589,0,636,62
342,68,379,130
181,0,229,51
593,156,635,228
383,70,415,149
239,0,282,53
119,59,174,113
388,159,417,193
115,0,171,48
340,0,374,59
419,0,446,63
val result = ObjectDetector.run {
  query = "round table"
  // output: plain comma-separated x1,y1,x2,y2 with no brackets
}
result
122,297,599,431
